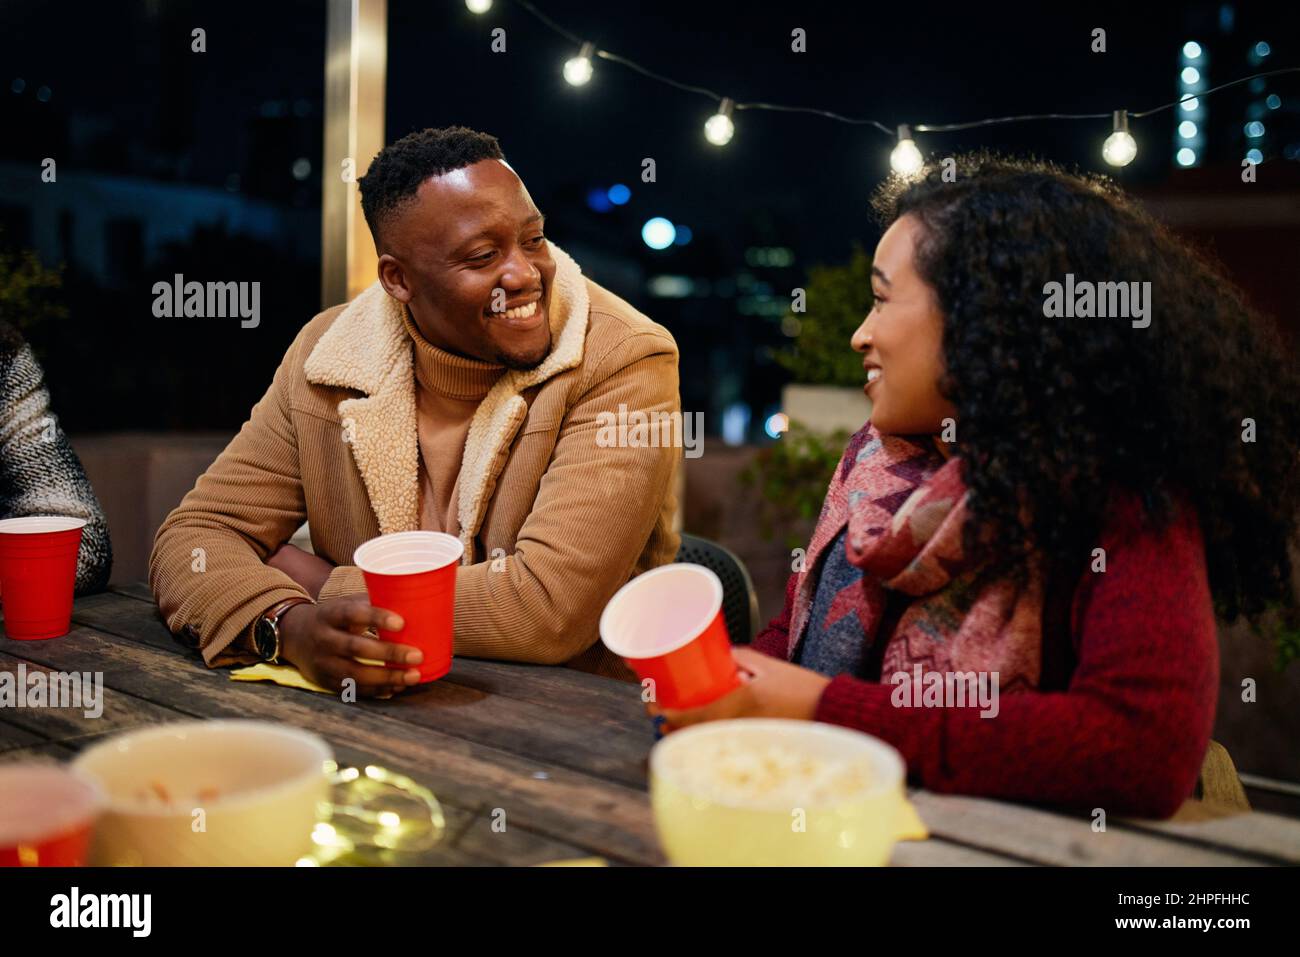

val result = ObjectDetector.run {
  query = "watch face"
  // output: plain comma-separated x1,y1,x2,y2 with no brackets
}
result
254,617,276,660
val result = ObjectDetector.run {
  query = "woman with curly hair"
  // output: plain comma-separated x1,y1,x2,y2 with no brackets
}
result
650,154,1300,818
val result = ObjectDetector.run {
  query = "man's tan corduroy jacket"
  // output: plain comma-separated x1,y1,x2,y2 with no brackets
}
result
150,244,680,677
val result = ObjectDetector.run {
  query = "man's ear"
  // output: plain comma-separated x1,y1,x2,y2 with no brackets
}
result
377,253,412,303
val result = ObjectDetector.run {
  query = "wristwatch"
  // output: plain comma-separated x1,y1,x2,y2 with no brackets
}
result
253,598,312,663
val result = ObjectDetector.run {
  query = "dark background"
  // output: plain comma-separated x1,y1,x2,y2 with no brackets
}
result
1,0,1296,438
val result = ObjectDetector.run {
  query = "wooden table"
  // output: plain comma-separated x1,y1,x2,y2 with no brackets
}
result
3,585,1298,866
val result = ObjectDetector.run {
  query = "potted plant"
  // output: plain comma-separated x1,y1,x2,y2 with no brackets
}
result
775,244,873,435
740,420,850,551
0,239,68,348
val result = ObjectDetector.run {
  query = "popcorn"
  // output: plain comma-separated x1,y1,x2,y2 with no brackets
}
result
662,736,874,810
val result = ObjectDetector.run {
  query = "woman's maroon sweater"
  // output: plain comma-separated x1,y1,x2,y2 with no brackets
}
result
751,492,1219,819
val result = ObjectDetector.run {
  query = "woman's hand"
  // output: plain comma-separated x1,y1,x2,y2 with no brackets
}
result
266,542,335,600
646,646,833,732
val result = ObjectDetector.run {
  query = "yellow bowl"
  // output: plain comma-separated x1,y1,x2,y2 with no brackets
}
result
72,720,330,866
650,719,906,866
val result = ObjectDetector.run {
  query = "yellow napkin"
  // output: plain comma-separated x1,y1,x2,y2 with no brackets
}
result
536,857,609,867
229,658,405,697
229,661,332,694
896,797,929,842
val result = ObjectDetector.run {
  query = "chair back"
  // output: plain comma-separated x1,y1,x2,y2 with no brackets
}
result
675,533,760,644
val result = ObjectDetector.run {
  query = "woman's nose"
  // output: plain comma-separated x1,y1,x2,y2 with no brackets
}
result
851,313,874,353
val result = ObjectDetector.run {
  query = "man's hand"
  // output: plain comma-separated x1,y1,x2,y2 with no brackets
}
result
266,542,335,600
277,596,421,697
646,647,833,732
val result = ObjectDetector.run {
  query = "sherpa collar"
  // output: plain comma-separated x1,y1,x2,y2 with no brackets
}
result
302,242,589,561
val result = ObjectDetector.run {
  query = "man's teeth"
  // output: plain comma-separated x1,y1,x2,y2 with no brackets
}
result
500,301,538,320
866,368,882,382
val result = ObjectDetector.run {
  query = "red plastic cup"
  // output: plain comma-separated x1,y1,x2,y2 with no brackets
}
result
354,531,464,683
0,764,104,866
600,563,741,709
0,516,86,640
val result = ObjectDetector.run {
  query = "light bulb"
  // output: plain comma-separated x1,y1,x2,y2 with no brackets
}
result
705,98,735,146
1103,131,1137,166
890,126,923,175
563,56,592,86
1102,110,1137,167
465,0,492,13
564,42,594,86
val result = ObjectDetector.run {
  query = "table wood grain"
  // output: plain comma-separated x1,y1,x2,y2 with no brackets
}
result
2,586,1297,866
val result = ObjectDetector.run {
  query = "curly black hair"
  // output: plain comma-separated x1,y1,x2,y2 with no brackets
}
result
870,152,1300,640
358,126,504,245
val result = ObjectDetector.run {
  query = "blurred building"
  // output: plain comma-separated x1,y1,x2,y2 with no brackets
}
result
1136,160,1300,343
1173,4,1298,170
0,162,316,289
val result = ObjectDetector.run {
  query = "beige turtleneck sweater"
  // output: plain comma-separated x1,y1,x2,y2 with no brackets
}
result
399,308,504,535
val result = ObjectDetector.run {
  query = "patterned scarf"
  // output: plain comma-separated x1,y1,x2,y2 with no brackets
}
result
784,424,1043,693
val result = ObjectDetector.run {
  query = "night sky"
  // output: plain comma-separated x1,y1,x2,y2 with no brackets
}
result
0,0,1294,432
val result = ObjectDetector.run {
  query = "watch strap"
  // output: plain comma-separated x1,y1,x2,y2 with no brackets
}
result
265,597,311,625
255,597,312,662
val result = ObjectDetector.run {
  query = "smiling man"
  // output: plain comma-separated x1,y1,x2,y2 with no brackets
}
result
149,127,681,694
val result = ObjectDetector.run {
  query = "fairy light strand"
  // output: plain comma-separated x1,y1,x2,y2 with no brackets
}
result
493,0,1297,169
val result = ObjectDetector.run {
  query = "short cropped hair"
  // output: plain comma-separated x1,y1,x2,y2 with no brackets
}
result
358,126,505,243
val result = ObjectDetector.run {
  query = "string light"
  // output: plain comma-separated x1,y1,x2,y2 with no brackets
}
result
563,41,594,86
508,0,1298,172
303,763,447,865
1102,110,1138,167
704,97,735,145
890,125,924,174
